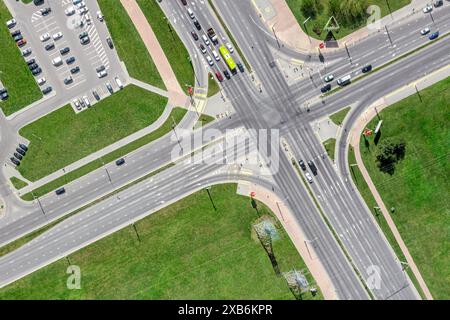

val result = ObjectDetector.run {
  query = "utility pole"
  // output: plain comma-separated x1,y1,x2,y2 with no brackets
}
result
205,186,217,211
344,43,352,64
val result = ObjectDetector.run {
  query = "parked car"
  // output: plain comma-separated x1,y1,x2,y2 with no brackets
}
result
17,39,27,47
422,4,433,13
32,67,42,76
19,144,28,152
13,34,23,42
92,90,100,100
434,0,443,8
65,6,75,16
70,66,80,74
42,86,52,94
37,77,46,86
79,31,88,39
180,0,187,5
13,153,23,161
73,99,82,111
78,7,88,15
0,88,8,100
60,46,70,55
26,58,36,66
52,32,63,40
80,35,90,45
11,30,21,37
45,43,55,51
6,19,16,29
97,70,107,78
66,56,75,64
40,7,51,16
96,10,104,21
22,48,32,56
64,76,73,85
10,157,20,166
40,32,50,42
16,148,25,156
106,37,114,49
28,63,39,70
96,65,105,73
106,82,113,94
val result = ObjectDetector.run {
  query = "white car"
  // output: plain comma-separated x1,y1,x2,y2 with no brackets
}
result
76,1,86,8
65,6,75,16
206,55,213,66
52,32,63,41
73,98,81,110
83,95,90,107
40,32,50,42
97,70,107,78
324,74,334,82
96,10,104,21
305,172,313,184
78,7,88,14
37,77,46,86
420,27,431,35
423,4,433,13
6,18,16,29
202,34,210,46
226,42,234,53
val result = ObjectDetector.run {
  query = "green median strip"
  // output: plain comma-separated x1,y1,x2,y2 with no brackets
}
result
21,108,187,201
207,0,252,72
10,177,28,190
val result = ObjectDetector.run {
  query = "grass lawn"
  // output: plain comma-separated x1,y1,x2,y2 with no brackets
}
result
136,0,195,88
207,73,220,97
323,138,336,161
97,0,164,89
21,108,186,201
286,0,411,40
330,106,351,126
0,184,322,300
0,1,42,116
18,85,167,182
357,76,450,299
10,177,28,190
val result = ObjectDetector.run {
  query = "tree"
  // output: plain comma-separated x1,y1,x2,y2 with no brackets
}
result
301,0,318,19
375,138,406,175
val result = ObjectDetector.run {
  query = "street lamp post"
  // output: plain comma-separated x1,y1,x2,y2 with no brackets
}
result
385,25,393,46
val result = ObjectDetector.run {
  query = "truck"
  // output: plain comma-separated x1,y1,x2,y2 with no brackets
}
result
207,27,218,45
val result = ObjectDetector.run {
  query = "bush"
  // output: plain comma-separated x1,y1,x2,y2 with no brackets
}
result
375,137,406,175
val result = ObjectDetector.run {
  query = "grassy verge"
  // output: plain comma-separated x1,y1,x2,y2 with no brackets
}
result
330,107,351,126
0,184,322,300
207,73,219,97
98,0,164,89
323,138,336,161
136,0,194,88
0,1,42,116
21,108,187,201
10,177,28,190
18,85,167,182
285,0,411,41
208,0,252,72
357,76,450,299
197,114,215,127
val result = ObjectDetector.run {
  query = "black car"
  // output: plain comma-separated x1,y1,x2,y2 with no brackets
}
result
64,76,73,85
45,43,55,51
320,83,332,93
70,66,80,74
299,160,306,171
191,31,198,41
181,0,187,5
66,56,75,64
19,144,28,151
0,88,8,100
32,67,42,76
92,90,100,101
60,47,70,55
42,86,52,94
28,63,39,70
13,34,23,42
26,58,36,65
237,62,245,73
95,65,105,73
14,153,23,161
223,70,230,79
55,187,66,195
34,0,44,5
40,7,51,16
106,37,114,49
193,19,201,30
115,158,125,166
16,148,26,156
11,30,21,37
362,65,372,73
10,157,20,166
307,160,318,176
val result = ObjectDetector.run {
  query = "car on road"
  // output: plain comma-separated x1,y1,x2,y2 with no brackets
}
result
299,160,307,171
6,19,16,29
52,32,63,41
17,39,27,47
199,44,206,54
70,66,80,74
206,55,213,66
55,187,66,196
37,77,46,86
422,4,433,13
42,86,52,94
420,27,431,35
16,148,26,156
212,50,220,61
226,43,234,54
45,43,55,51
237,62,244,72
191,31,198,41
13,153,23,161
429,31,439,40
60,47,70,55
65,6,75,16
324,74,334,82
26,58,36,66
215,70,223,82
115,158,125,166
202,34,210,46
92,90,100,100
22,48,32,56
106,82,113,94
40,7,51,16
97,70,107,78
305,172,313,183
97,10,104,21
31,67,42,76
19,144,28,152
320,83,332,93
223,70,230,79
193,19,201,30
66,56,75,64
307,160,318,176
10,157,20,166
64,76,73,85
362,65,372,73
40,32,50,42
106,37,114,49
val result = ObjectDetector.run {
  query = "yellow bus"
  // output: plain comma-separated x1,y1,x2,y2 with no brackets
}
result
219,45,237,74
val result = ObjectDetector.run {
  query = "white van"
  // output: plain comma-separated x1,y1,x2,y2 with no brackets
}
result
115,77,123,89
212,50,220,61
337,74,351,86
52,56,62,66
187,8,195,19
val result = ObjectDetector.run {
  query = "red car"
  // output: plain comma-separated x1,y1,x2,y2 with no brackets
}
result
17,38,27,46
215,71,223,82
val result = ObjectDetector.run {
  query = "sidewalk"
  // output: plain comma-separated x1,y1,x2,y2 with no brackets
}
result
15,103,175,195
120,0,189,107
258,0,432,54
345,64,450,301
236,182,338,300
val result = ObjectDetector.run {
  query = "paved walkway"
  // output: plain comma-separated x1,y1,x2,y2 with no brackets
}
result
120,0,189,107
236,182,338,300
258,0,432,54
345,64,450,301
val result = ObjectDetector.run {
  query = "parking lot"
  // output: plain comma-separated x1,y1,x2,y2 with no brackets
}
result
8,0,127,113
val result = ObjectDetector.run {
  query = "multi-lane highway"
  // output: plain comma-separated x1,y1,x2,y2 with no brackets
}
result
1,0,449,299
